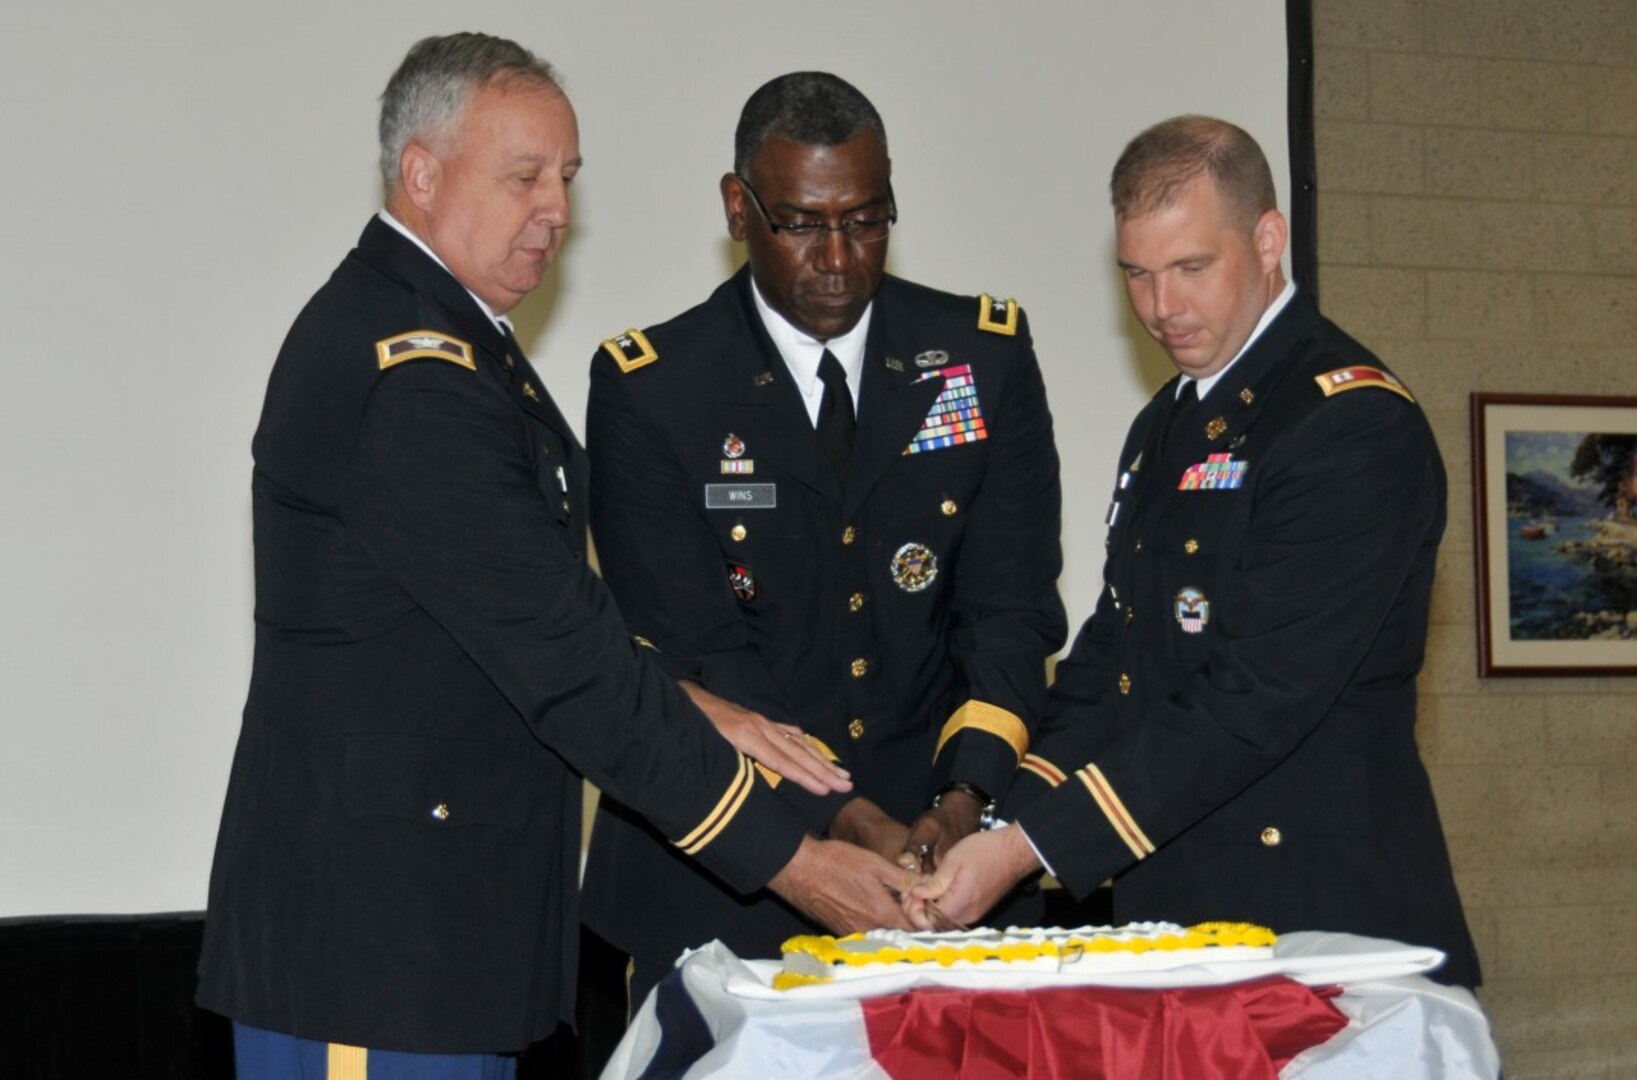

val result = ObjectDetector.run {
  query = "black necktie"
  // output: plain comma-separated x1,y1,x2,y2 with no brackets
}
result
500,321,524,364
1163,379,1199,452
816,349,855,481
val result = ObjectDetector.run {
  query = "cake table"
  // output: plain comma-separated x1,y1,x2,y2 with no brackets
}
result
602,930,1499,1079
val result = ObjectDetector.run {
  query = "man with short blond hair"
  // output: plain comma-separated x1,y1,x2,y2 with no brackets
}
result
910,115,1481,989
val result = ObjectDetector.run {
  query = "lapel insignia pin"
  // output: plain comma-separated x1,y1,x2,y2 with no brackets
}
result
1174,587,1210,634
522,382,540,402
1205,416,1227,440
885,357,905,372
914,349,950,369
722,433,746,459
1240,388,1255,405
752,371,775,386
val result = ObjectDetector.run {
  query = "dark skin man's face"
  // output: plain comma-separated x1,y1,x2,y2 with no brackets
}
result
720,131,891,340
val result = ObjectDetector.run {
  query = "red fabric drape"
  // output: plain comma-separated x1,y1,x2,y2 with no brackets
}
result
861,976,1348,1079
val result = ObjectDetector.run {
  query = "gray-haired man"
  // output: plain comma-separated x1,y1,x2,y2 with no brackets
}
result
197,34,913,1077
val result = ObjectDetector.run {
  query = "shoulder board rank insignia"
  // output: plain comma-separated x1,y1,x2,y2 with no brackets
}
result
376,331,475,372
601,328,659,373
977,293,1019,336
1314,366,1415,403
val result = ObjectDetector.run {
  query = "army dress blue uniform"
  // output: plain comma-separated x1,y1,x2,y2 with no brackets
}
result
581,269,1067,975
196,219,809,1054
1008,290,1481,988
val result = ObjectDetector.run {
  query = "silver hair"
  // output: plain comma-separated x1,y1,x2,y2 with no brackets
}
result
378,32,560,190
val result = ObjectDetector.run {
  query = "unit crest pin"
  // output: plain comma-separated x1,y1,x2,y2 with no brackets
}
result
890,542,939,593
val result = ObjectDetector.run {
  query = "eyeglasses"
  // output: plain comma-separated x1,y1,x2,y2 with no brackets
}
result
735,174,897,248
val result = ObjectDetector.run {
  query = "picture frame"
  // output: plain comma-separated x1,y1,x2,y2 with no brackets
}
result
1471,393,1637,676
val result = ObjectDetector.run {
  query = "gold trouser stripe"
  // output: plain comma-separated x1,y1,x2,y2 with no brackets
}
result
327,1043,367,1080
676,754,754,855
1078,763,1155,860
1020,753,1067,787
934,700,1028,763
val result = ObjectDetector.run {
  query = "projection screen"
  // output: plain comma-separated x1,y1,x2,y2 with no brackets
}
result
0,0,1296,916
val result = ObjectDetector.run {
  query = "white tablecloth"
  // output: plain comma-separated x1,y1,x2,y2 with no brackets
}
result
604,931,1500,1079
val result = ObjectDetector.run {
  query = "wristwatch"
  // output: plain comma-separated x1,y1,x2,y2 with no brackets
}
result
932,781,998,831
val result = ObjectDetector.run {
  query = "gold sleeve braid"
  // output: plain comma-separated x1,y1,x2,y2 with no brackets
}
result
934,700,1028,763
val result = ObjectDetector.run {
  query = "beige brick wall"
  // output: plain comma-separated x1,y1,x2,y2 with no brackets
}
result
1312,1,1637,1076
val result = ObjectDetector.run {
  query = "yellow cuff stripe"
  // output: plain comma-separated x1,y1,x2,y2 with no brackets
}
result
327,1043,367,1080
1020,753,1067,787
1077,763,1155,861
935,700,1029,763
676,754,754,855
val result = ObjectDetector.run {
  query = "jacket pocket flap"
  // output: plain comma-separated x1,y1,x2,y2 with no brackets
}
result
344,733,535,829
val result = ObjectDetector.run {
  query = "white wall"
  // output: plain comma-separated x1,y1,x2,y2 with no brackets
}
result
0,0,1289,915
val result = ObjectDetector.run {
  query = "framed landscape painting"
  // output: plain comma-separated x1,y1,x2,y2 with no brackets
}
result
1472,393,1637,676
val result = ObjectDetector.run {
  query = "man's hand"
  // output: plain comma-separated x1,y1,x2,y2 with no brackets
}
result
679,681,851,796
828,796,912,862
896,787,983,872
903,825,1043,930
768,835,918,933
